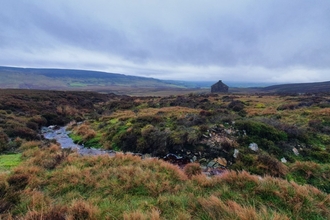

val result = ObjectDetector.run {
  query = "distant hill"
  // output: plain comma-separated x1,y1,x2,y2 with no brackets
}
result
0,66,196,93
261,81,330,93
3,66,329,95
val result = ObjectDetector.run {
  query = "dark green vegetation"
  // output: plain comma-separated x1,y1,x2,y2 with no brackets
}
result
0,89,330,219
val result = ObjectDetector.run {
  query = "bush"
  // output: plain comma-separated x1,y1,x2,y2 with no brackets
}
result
6,127,38,140
228,100,245,112
29,115,47,127
0,132,9,152
42,113,70,126
26,121,38,130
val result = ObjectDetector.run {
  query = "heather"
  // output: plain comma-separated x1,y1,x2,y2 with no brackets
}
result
1,89,330,219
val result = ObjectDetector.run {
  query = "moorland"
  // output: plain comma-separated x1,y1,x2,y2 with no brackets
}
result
0,66,213,96
2,66,330,95
0,88,330,219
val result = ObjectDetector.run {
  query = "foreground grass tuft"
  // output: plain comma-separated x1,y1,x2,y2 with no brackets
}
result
0,146,329,219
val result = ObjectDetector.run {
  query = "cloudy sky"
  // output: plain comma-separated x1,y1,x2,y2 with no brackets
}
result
1,0,329,83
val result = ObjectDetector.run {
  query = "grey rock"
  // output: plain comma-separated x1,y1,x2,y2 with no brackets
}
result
249,143,259,152
233,149,239,158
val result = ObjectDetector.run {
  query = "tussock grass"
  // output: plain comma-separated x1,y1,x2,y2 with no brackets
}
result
105,106,201,121
0,146,329,219
2,90,330,219
183,163,202,178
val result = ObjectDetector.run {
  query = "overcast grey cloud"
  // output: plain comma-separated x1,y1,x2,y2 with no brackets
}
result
1,0,330,83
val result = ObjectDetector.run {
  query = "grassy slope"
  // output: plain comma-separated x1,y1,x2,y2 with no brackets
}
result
1,143,329,219
0,66,203,94
69,94,330,191
0,90,330,219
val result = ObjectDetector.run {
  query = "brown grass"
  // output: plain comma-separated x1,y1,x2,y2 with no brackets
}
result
123,209,161,220
74,124,97,141
105,106,201,121
67,199,100,220
198,195,288,220
257,154,288,177
183,163,202,178
220,170,260,188
19,141,42,151
290,161,321,179
191,174,218,188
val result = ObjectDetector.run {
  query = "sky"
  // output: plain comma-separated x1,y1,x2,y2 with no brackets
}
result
1,0,330,83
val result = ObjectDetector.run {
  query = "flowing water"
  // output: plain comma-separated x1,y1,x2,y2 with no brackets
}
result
41,125,116,156
41,125,227,176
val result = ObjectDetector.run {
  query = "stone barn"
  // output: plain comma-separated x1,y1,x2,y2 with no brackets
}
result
211,80,229,93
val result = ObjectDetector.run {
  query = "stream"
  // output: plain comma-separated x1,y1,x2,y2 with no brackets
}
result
41,125,116,156
41,125,227,176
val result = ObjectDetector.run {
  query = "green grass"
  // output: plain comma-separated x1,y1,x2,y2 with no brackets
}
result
68,133,83,144
2,89,330,219
2,146,329,219
0,153,22,172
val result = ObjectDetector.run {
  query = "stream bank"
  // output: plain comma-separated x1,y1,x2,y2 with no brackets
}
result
41,125,227,176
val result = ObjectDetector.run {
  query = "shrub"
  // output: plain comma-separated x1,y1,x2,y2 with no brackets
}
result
6,126,38,140
26,121,38,130
0,132,9,152
29,115,47,127
277,103,298,110
228,100,245,112
141,124,155,137
42,113,70,126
